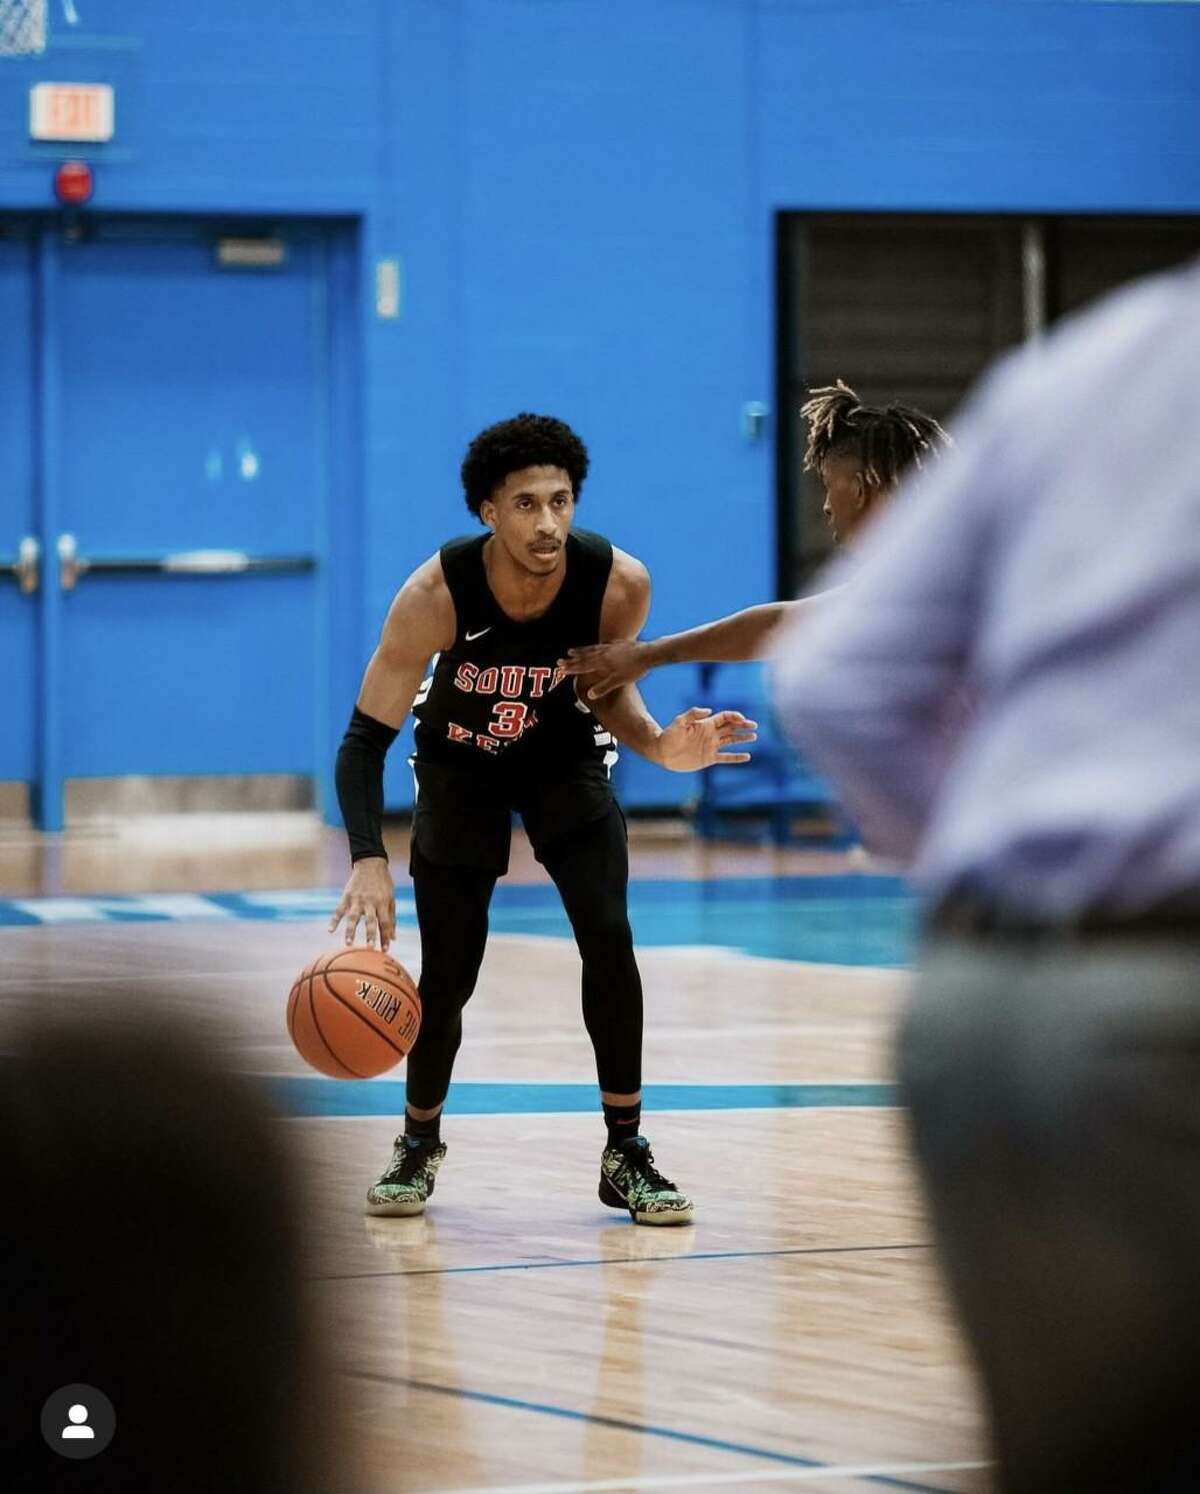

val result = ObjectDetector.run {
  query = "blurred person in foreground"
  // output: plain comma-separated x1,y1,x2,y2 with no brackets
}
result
772,261,1200,1493
0,1007,338,1492
558,382,950,699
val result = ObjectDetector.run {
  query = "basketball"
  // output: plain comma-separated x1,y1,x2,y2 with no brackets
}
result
287,948,421,1080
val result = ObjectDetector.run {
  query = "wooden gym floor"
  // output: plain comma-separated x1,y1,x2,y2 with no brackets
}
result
0,815,990,1492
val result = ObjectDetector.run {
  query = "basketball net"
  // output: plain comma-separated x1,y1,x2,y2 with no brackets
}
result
0,0,47,56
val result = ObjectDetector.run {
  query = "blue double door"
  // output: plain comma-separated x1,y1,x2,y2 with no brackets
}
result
0,217,349,828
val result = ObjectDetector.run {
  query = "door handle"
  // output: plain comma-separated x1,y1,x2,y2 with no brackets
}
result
56,535,316,591
2,536,41,594
58,532,79,592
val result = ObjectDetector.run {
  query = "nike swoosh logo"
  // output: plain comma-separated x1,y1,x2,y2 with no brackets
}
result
465,627,491,642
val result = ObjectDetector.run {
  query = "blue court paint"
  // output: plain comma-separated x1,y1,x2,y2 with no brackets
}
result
497,895,915,968
0,904,40,927
487,874,908,907
353,1374,953,1494
271,1079,898,1119
0,874,917,967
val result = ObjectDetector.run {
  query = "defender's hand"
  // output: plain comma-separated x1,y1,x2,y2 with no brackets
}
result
658,707,757,772
558,640,652,700
329,856,396,949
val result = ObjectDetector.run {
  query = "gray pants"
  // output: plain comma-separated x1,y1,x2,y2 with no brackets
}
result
898,934,1200,1494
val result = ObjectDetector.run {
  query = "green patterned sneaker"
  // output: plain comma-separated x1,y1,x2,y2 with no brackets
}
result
599,1135,694,1226
365,1137,447,1217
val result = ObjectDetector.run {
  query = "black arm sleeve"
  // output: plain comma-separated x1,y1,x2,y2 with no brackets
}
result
335,707,401,863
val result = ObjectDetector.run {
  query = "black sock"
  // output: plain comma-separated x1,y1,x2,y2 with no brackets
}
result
404,1109,442,1146
603,1100,641,1148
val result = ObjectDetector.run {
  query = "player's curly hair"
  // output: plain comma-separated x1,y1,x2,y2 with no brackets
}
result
802,379,951,490
460,412,590,517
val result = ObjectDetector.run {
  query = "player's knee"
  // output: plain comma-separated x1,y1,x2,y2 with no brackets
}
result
417,963,481,1018
576,908,635,962
417,934,487,1003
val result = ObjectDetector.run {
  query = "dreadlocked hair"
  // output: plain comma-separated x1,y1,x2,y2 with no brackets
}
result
801,378,951,490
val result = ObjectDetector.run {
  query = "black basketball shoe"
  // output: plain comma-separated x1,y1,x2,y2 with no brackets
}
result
365,1136,447,1217
599,1135,694,1225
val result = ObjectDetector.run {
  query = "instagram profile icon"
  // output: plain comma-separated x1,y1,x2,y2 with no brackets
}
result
41,1384,116,1459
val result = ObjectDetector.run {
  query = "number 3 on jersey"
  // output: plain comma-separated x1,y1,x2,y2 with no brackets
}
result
489,699,530,740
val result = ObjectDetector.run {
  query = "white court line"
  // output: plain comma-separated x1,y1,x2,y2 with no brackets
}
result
413,1458,990,1493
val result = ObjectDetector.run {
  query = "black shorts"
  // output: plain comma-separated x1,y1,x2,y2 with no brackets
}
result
408,756,617,874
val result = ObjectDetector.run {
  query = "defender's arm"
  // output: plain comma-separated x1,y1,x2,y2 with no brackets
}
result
560,596,825,700
583,550,757,772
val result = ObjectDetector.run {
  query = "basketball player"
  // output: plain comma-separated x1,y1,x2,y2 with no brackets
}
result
329,413,756,1225
558,382,951,699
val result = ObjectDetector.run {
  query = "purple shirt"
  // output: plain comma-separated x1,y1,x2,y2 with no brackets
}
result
772,259,1200,918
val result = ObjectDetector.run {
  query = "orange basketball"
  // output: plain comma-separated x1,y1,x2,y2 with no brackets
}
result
287,948,421,1080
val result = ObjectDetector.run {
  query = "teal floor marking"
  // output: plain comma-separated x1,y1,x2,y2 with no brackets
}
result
272,1078,898,1118
0,873,918,967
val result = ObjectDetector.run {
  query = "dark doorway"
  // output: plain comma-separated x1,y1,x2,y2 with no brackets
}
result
777,213,1200,593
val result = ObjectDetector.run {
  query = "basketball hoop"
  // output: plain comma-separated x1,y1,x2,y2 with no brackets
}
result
0,0,47,56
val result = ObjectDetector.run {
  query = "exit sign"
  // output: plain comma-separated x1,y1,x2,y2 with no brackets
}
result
30,83,114,143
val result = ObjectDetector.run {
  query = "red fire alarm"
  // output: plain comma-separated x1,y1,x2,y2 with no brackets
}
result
54,159,94,206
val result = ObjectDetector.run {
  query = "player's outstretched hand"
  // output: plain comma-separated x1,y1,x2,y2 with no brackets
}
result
558,639,652,700
659,706,757,772
329,856,396,950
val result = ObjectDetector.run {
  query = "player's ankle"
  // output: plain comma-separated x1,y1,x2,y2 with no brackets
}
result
404,1107,443,1146
602,1098,641,1149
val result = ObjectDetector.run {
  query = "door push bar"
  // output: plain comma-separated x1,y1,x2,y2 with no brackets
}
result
0,537,40,594
56,534,317,592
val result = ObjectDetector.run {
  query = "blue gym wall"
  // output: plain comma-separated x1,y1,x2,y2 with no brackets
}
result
2,0,1199,811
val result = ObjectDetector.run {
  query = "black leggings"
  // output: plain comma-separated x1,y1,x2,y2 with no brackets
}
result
405,804,643,1111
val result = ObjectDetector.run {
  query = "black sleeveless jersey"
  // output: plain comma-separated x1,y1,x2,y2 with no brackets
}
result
413,528,616,780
